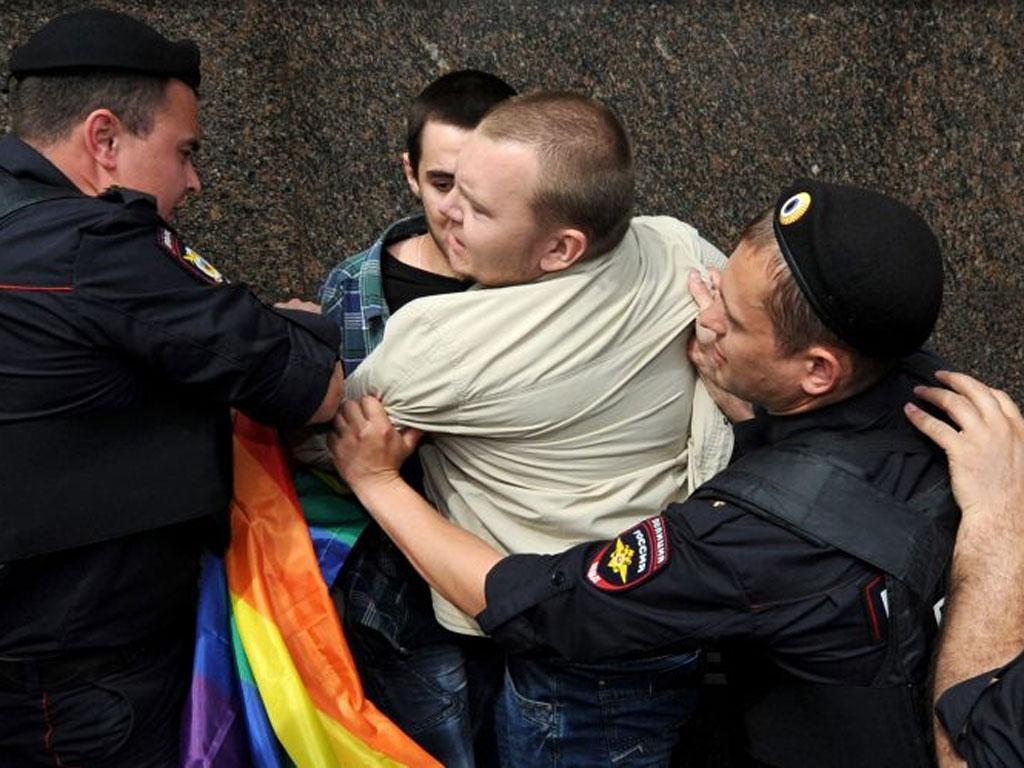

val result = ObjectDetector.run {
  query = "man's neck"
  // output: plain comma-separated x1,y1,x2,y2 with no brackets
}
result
23,136,103,199
765,370,889,417
391,231,459,279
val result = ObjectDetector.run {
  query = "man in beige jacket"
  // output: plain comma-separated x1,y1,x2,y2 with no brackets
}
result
336,177,954,767
343,91,732,765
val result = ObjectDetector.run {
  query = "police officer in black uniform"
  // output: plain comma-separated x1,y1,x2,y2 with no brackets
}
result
0,10,343,767
331,179,958,767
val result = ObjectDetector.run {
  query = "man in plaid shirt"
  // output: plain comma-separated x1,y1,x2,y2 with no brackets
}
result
317,70,516,768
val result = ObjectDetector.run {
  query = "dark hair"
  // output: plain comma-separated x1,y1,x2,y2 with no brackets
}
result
10,73,169,144
478,91,634,259
405,69,516,174
741,208,891,383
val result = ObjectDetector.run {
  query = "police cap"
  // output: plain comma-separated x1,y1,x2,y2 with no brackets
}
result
9,8,200,89
772,178,943,359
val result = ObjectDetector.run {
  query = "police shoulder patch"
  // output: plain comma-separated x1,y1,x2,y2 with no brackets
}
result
182,246,226,284
157,228,226,285
586,515,670,592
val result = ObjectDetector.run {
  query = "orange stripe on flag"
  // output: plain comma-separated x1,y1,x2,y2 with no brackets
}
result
231,411,302,502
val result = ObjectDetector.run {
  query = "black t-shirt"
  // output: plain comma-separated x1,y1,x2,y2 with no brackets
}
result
380,244,469,495
380,245,468,315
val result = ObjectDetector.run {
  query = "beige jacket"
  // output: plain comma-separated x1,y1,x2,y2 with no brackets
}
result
347,216,735,634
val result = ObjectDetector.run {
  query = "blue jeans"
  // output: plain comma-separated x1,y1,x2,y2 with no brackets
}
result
497,651,701,767
345,621,504,768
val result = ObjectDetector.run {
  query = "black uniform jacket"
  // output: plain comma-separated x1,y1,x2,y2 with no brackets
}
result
478,369,946,691
937,649,1024,766
0,135,338,654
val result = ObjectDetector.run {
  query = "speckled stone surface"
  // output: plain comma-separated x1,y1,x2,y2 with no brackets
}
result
2,1,1022,399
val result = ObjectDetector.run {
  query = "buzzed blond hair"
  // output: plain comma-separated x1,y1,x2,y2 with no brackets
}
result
478,91,634,259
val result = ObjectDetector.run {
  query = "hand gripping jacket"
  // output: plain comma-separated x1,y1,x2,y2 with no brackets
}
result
693,363,959,768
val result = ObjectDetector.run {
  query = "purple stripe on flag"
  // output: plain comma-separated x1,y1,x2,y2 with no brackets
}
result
181,554,251,767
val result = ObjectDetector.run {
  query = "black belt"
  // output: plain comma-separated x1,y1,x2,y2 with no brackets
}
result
0,632,184,692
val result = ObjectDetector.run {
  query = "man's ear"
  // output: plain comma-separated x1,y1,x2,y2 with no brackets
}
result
402,152,421,199
799,345,851,398
82,109,121,172
539,228,588,274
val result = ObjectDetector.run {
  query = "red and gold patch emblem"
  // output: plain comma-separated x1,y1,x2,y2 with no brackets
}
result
586,516,670,592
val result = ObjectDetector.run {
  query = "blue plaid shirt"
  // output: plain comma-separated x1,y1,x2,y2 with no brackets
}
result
319,214,427,375
318,213,453,648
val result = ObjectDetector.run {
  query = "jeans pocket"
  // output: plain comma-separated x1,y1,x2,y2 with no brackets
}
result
603,685,695,765
502,662,555,731
597,655,700,765
497,663,560,768
44,679,134,764
360,643,467,736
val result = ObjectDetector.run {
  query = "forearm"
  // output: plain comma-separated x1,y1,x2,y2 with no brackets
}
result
353,475,503,617
933,534,1024,766
934,724,964,768
935,546,1024,699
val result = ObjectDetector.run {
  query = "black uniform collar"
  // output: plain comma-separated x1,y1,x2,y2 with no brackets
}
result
0,134,81,192
734,367,911,454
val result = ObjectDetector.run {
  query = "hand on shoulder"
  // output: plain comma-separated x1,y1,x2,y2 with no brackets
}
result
905,371,1024,562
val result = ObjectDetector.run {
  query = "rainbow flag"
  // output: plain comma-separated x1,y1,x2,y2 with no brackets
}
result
182,414,440,767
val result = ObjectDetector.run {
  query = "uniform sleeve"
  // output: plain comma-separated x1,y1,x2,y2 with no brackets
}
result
477,500,755,661
71,212,339,428
936,650,1024,766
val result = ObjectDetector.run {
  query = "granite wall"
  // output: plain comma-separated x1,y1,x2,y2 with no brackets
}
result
3,1,1021,399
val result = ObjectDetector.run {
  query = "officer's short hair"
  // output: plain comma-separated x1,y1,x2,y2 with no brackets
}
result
405,69,516,175
478,91,635,260
742,209,892,381
10,73,170,145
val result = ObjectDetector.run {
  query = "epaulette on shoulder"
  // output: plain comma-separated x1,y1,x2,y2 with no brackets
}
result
84,187,162,236
99,186,159,211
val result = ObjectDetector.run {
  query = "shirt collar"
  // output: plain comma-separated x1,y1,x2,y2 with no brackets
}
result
380,213,427,248
357,213,428,322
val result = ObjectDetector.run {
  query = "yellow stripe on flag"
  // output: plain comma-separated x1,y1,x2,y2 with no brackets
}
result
231,596,406,767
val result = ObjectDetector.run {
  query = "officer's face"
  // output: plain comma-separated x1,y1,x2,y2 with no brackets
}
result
695,240,808,412
437,133,553,287
404,120,470,268
113,79,201,221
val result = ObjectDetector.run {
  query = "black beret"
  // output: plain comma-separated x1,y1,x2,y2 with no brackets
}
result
9,8,200,89
772,178,943,359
